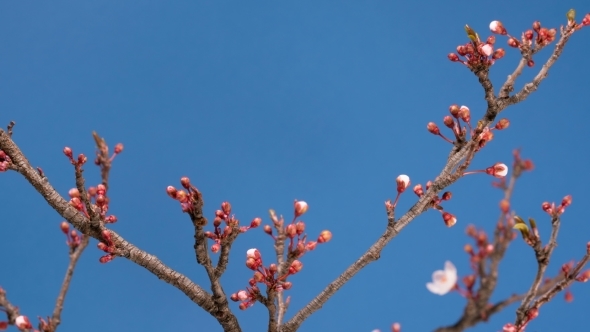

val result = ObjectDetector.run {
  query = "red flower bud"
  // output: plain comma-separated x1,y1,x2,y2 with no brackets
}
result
114,143,124,154
63,147,73,159
318,230,332,243
447,53,460,62
427,122,440,135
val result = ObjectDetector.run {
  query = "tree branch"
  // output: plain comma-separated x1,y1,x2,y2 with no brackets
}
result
0,129,236,328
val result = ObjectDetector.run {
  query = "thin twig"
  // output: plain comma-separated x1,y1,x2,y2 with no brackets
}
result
48,236,90,331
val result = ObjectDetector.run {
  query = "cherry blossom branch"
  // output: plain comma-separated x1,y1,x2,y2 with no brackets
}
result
281,17,587,332
47,133,115,332
48,236,89,331
505,25,576,107
434,154,535,331
0,129,246,332
530,250,590,309
513,215,561,326
434,275,563,332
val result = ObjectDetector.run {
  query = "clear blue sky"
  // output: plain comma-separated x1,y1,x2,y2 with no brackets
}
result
1,1,589,331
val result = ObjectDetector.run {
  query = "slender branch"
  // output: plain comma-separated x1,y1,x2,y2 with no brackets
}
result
514,215,560,325
531,251,590,309
502,25,576,108
187,190,241,330
280,141,475,332
435,159,527,332
48,236,90,331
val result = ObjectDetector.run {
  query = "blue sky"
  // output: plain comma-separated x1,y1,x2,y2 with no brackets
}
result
1,1,589,331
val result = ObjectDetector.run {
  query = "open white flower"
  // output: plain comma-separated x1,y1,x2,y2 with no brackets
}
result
426,261,457,295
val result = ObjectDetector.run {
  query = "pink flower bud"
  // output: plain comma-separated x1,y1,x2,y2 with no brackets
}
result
507,37,519,48
527,59,535,67
99,254,115,263
68,188,80,198
306,241,317,251
294,200,308,217
286,224,297,238
441,191,452,201
443,116,454,129
246,248,260,259
60,221,69,234
63,147,73,159
427,122,440,135
392,323,401,332
221,201,231,215
77,154,87,165
561,195,572,207
177,177,189,189
495,118,510,130
263,225,272,235
396,174,410,194
486,35,495,45
479,43,493,57
447,53,460,62
492,48,505,60
489,21,507,35
114,143,124,154
449,104,460,117
289,260,303,274
105,215,117,223
250,217,261,228
500,199,510,214
295,221,306,235
413,184,424,197
485,163,508,178
15,315,32,329
524,29,534,41
456,45,467,56
459,106,470,122
318,230,332,243
211,243,220,253
442,212,457,227
532,21,541,32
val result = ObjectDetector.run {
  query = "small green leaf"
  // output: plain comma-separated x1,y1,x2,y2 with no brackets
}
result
513,223,530,238
567,9,576,22
464,25,479,42
528,218,537,229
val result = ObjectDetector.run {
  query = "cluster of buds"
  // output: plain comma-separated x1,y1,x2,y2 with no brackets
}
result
464,225,495,267
97,230,116,263
447,23,507,69
166,177,200,213
67,184,116,222
0,149,11,172
411,179,456,227
63,146,87,168
60,221,82,250
264,201,332,258
231,249,303,309
204,201,261,253
541,195,572,217
428,104,510,149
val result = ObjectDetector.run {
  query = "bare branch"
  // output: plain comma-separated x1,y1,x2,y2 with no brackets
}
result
48,236,90,331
